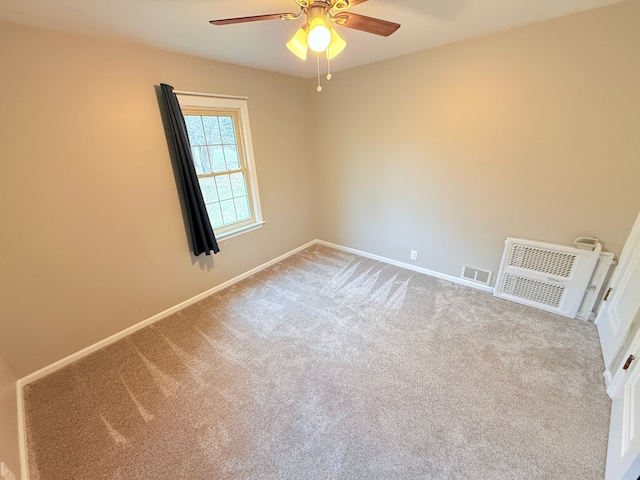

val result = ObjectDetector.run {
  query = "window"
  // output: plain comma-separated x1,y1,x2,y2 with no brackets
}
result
176,93,263,239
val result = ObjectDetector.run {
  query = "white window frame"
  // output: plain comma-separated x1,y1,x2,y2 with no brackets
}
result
176,91,264,241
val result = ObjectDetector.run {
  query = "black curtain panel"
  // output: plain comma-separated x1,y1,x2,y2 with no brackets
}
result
159,83,219,256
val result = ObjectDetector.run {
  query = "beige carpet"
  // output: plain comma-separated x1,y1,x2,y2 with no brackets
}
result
24,245,610,479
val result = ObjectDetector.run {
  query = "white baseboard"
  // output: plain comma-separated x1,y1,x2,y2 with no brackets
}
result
316,240,495,294
17,239,491,387
17,240,315,387
16,383,27,480
15,239,316,480
604,369,613,393
15,237,490,480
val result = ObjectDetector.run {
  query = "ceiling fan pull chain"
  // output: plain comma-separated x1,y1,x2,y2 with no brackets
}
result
316,52,323,92
326,50,332,80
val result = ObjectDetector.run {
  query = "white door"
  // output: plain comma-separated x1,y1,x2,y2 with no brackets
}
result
596,211,640,370
605,309,640,480
601,210,640,480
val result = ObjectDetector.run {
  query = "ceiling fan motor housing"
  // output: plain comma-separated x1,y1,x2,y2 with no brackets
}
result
308,4,330,22
296,0,338,11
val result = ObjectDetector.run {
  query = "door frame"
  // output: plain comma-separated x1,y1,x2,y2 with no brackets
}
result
596,210,640,387
605,316,640,480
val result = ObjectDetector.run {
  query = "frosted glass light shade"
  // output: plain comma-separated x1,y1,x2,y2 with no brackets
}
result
327,27,346,59
307,18,331,53
286,27,308,60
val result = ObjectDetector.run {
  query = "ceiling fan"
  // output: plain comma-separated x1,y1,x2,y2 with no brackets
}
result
210,0,401,90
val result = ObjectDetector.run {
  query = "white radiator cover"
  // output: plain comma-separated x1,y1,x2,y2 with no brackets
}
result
494,237,603,319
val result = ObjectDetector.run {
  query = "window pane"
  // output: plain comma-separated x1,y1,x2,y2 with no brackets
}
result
198,177,219,204
215,175,233,201
219,117,236,144
229,172,247,197
185,116,205,146
180,97,261,236
220,199,237,225
235,196,250,221
207,146,227,173
205,202,224,229
191,146,211,175
223,145,240,170
202,116,222,145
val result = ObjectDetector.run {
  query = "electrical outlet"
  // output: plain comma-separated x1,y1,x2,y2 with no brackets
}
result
1,462,16,480
410,250,418,261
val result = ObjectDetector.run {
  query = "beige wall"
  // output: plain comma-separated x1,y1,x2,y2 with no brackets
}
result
0,22,315,377
312,0,640,281
2,3,638,476
2,1,640,381
0,354,20,480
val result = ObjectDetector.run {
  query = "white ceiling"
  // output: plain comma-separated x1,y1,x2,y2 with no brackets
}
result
0,0,624,78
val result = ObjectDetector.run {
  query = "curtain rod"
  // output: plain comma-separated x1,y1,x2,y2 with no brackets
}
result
173,90,248,101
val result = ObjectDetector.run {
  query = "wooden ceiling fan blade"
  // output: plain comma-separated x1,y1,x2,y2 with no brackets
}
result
333,12,400,37
210,13,293,26
347,0,369,7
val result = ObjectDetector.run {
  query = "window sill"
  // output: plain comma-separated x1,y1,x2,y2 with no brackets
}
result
216,221,265,242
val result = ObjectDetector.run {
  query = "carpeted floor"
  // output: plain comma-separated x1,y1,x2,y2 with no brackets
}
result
24,245,611,479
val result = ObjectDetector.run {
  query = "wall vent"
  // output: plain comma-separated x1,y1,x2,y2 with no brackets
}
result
508,245,576,278
461,265,492,285
502,274,565,308
494,237,604,319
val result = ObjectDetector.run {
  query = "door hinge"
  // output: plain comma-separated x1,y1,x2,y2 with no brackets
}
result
623,355,635,371
604,287,613,301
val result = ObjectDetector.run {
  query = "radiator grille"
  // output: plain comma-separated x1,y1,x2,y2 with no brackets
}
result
508,245,576,278
502,274,565,308
495,237,602,318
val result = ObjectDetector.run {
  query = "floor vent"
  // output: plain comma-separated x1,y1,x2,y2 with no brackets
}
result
461,265,492,285
494,237,609,319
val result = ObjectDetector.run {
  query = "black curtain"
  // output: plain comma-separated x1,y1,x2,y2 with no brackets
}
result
160,83,219,256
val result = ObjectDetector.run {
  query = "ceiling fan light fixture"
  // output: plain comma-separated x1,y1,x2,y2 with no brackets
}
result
307,17,332,53
326,27,346,59
286,27,309,60
210,0,402,91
